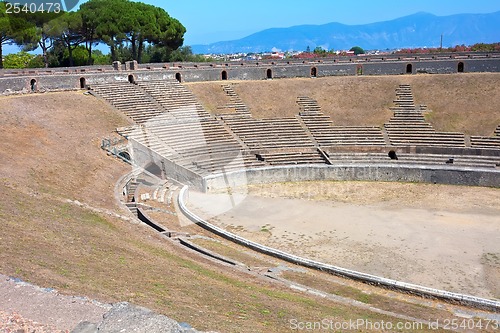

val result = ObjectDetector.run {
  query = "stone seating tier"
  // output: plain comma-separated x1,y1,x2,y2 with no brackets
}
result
326,152,499,168
298,104,386,146
220,84,251,115
259,149,326,165
384,84,466,147
91,82,165,123
223,117,316,150
312,127,386,146
137,80,211,119
190,154,266,175
470,136,500,149
296,96,323,115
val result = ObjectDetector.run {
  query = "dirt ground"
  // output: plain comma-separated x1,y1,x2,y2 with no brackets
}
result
187,181,500,300
0,91,132,210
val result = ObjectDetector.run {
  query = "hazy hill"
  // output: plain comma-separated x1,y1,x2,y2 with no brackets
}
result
191,11,500,54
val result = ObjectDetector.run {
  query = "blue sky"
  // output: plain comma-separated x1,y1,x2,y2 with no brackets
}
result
143,0,500,45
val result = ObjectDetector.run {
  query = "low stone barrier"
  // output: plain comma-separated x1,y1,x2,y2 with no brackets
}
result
203,163,500,192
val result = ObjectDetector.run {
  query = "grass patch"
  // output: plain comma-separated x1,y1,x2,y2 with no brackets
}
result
282,271,459,324
481,253,500,267
190,238,274,267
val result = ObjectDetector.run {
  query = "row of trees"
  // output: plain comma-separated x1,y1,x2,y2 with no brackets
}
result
306,45,365,55
3,44,209,69
0,0,186,68
291,46,365,59
395,42,500,54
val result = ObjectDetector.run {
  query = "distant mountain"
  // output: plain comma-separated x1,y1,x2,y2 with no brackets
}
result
191,11,500,54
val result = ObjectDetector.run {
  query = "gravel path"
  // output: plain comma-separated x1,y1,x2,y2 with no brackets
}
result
0,274,110,332
0,275,209,333
0,309,66,332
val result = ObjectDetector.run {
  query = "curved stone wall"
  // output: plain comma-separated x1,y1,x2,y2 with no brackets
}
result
203,163,500,192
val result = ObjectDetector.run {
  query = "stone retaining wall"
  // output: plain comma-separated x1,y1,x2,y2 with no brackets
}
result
203,164,500,192
128,138,205,189
1,55,499,94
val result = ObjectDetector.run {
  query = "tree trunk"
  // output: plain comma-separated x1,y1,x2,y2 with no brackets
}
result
39,40,49,68
0,43,3,69
43,48,48,68
137,38,144,64
110,44,117,62
131,35,137,61
87,41,93,65
68,44,74,67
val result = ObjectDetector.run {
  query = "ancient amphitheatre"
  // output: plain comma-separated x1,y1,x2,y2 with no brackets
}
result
0,57,500,332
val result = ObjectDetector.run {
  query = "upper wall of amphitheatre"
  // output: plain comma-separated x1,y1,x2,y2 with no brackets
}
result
0,51,499,94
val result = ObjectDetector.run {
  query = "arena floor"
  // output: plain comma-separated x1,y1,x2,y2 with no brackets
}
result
187,181,500,300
